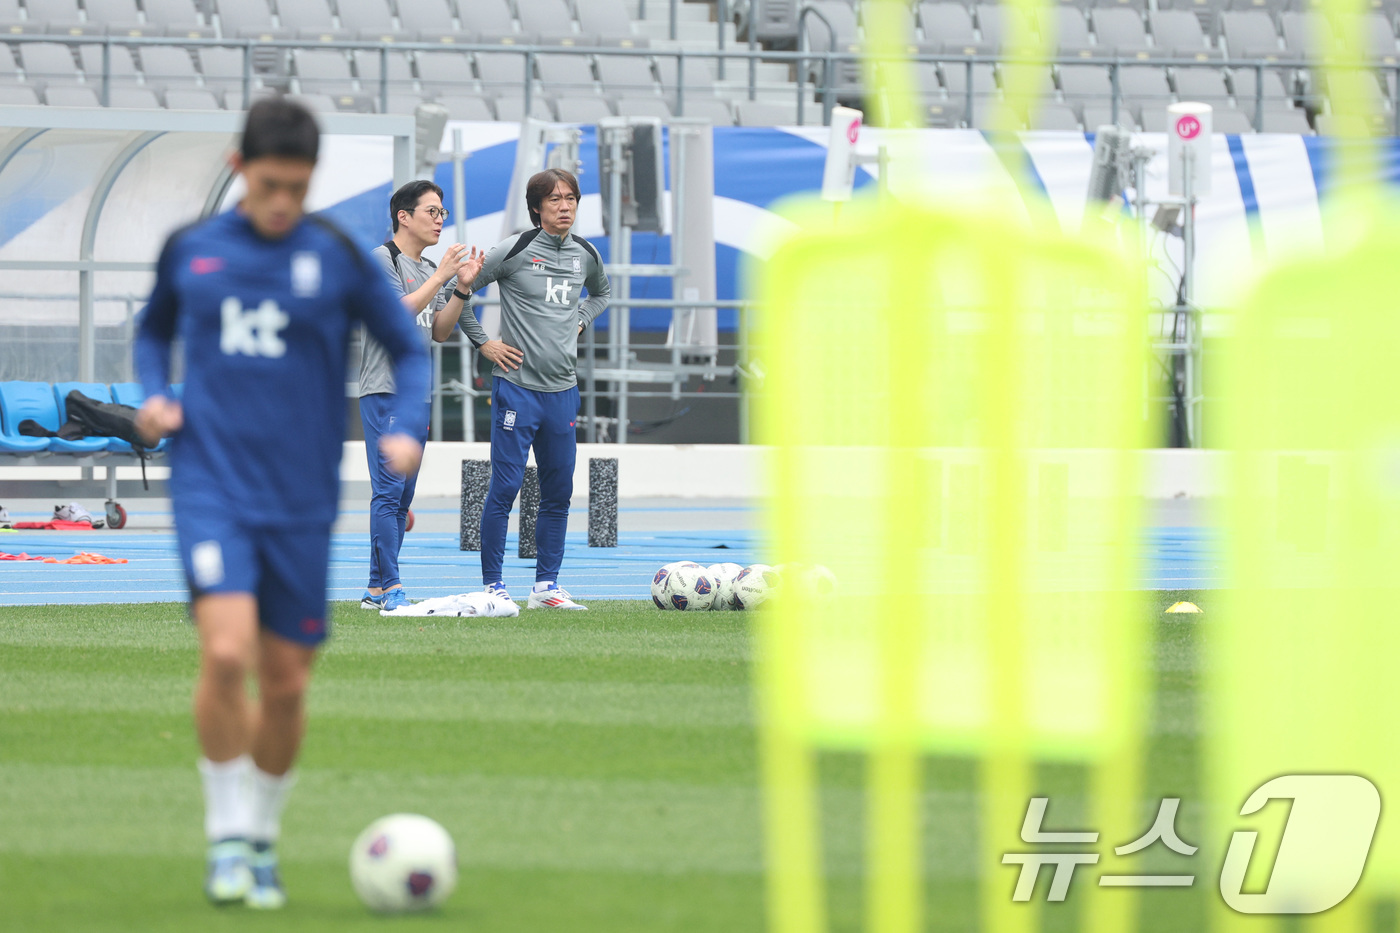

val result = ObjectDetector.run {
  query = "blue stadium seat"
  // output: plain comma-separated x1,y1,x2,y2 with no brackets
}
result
0,382,53,454
48,382,118,454
110,382,171,452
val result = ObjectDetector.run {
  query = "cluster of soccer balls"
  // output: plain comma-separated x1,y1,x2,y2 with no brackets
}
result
651,560,836,611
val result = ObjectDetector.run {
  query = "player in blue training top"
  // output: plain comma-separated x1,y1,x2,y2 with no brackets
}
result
133,98,429,911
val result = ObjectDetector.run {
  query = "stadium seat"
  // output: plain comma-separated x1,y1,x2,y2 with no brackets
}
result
433,93,496,120
143,0,205,28
0,383,52,454
398,0,456,37
553,93,614,122
293,48,354,93
1096,0,1149,13
517,0,579,41
18,42,82,81
53,383,128,453
334,0,394,35
1260,105,1312,132
416,49,476,88
494,93,555,122
140,46,201,84
164,86,225,109
1279,11,1336,57
974,2,1037,52
288,91,338,111
1030,102,1082,129
0,0,20,19
941,61,998,99
1172,66,1231,103
1229,66,1294,109
1119,65,1172,102
576,0,638,43
1092,8,1150,54
107,85,162,107
460,0,516,37
215,0,275,35
1213,106,1257,132
801,0,859,50
196,46,253,88
477,49,531,92
922,99,963,127
918,2,978,49
537,51,597,96
24,0,82,25
1150,10,1211,56
1359,12,1399,58
0,85,42,105
597,54,659,95
1043,6,1093,54
273,0,333,32
680,95,736,124
44,84,102,106
351,48,414,87
75,44,143,84
2,382,105,454
1219,10,1289,60
1059,63,1114,104
616,94,673,118
1082,102,1140,130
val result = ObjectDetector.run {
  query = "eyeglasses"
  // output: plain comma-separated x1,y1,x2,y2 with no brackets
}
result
413,206,450,221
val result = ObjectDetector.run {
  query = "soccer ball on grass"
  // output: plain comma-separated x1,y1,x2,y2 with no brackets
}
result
349,813,458,913
706,562,744,610
651,561,701,609
663,564,716,611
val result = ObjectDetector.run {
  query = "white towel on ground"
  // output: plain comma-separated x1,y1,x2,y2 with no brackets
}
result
380,592,520,618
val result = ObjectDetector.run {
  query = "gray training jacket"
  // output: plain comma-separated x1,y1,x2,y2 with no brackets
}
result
458,227,610,393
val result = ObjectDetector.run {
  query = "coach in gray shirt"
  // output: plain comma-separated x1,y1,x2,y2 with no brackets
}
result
434,168,609,611
358,179,486,612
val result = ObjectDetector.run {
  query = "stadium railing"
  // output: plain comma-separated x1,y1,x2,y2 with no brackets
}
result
3,32,1387,133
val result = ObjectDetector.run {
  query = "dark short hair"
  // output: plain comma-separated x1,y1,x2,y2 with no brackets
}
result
239,97,320,164
390,179,446,232
526,168,580,228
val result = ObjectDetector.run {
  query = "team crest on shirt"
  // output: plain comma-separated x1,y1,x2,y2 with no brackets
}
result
572,257,581,274
291,251,321,297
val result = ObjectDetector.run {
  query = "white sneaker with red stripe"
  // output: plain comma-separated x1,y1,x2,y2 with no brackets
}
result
526,582,587,611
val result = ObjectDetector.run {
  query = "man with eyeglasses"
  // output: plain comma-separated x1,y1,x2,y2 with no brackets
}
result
443,168,609,611
357,179,494,611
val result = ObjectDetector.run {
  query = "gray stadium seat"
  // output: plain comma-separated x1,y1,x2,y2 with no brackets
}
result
140,46,201,83
1119,65,1172,101
351,48,413,86
23,0,82,24
596,53,657,95
975,2,1038,50
553,93,613,122
516,0,577,40
658,57,718,95
679,94,735,124
1213,106,1257,132
459,0,515,36
747,0,800,45
1030,102,1081,129
84,0,142,26
334,0,394,34
108,85,162,106
537,52,596,95
1082,103,1140,131
1357,12,1398,58
1228,0,1288,12
1044,6,1092,53
383,90,422,113
1219,11,1286,59
494,93,554,122
164,86,225,108
1279,11,1334,58
0,84,41,104
475,49,529,90
1059,63,1113,103
1150,10,1210,55
861,0,915,42
1229,66,1292,108
1172,67,1230,102
294,48,352,92
922,99,963,127
0,0,20,19
435,93,496,120
398,0,456,36
198,46,259,86
44,82,101,105
802,0,858,50
415,48,475,87
616,94,672,118
77,44,141,81
287,91,337,111
18,42,82,80
941,61,998,98
216,0,274,35
577,0,636,42
1095,0,1148,13
1092,8,1149,53
918,2,977,49
1260,105,1312,132
274,0,333,31
143,0,205,27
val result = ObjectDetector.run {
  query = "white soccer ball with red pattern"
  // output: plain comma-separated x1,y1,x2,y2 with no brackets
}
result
350,814,458,913
662,564,717,611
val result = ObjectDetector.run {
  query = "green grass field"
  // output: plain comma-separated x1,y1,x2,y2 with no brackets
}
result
0,595,1208,932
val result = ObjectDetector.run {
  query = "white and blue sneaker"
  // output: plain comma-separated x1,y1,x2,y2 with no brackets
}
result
526,582,587,611
362,587,411,611
204,838,254,905
485,582,512,602
244,841,287,910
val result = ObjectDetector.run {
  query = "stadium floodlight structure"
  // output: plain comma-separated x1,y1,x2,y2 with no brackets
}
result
0,105,414,503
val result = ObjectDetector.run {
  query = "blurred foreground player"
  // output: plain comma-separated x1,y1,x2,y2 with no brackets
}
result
133,98,428,909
